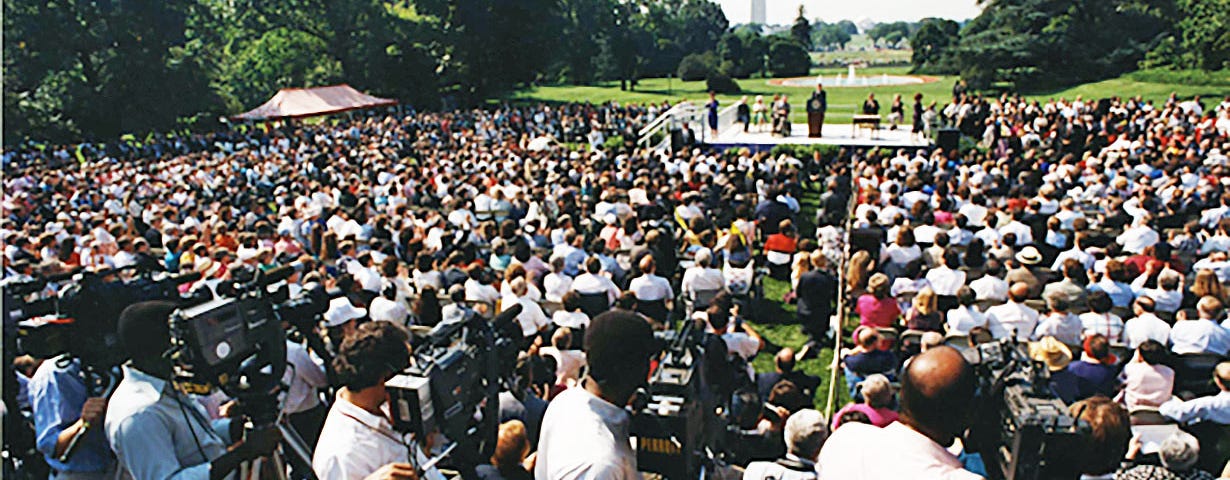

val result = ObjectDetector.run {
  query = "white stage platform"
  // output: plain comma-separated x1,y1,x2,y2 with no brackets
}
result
708,123,931,149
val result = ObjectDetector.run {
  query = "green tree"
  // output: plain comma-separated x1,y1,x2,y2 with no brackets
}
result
4,0,222,140
767,38,810,77
791,5,813,50
836,20,859,36
910,18,960,73
719,29,769,78
1173,0,1230,70
815,24,852,50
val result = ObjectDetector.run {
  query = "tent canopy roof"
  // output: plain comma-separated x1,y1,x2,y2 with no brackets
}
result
232,84,396,121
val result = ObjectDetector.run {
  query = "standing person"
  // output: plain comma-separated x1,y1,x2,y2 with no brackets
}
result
807,83,827,138
29,354,115,479
912,93,925,141
535,311,659,479
775,95,792,137
797,251,837,359
889,94,904,130
706,91,720,138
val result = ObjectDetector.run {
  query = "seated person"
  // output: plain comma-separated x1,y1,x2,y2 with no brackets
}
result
742,409,828,480
1159,361,1230,425
1115,340,1174,412
1170,296,1230,355
757,348,821,402
1029,336,1080,404
1033,293,1083,347
1066,334,1121,402
1118,431,1218,480
537,328,586,388
842,328,898,397
831,374,899,429
856,273,901,329
476,420,533,480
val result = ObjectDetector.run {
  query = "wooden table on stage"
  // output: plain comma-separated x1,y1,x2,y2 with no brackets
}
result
852,114,882,139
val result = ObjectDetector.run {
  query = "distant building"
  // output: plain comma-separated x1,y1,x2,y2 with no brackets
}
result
750,0,766,25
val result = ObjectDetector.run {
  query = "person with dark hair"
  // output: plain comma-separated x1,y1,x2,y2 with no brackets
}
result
1118,340,1174,411
314,320,441,480
1062,397,1131,479
1065,334,1121,401
818,347,980,478
535,310,659,479
106,301,280,480
756,348,821,402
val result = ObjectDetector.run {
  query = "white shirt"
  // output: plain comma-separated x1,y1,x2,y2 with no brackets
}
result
535,386,640,480
283,340,328,414
369,296,409,324
925,267,966,296
502,294,550,337
946,306,987,335
628,274,673,302
681,267,725,296
1117,226,1160,254
572,272,620,304
817,422,981,480
1033,313,1083,345
985,301,1040,341
313,395,443,480
1051,247,1095,272
970,275,1009,302
465,279,501,304
998,221,1033,246
539,347,587,385
552,310,591,330
544,272,573,303
1170,319,1230,355
722,332,761,360
1124,313,1171,349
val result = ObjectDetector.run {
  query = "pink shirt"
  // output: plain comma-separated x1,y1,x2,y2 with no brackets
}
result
832,403,899,429
1118,361,1174,411
857,295,901,329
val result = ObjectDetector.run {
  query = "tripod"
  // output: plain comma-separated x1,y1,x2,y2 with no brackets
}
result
235,399,320,480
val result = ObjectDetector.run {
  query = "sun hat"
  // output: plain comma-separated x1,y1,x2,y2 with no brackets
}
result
1015,246,1043,266
323,297,366,327
1028,336,1073,372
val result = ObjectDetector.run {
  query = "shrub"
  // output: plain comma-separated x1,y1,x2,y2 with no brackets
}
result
768,40,810,77
677,52,718,81
706,73,741,94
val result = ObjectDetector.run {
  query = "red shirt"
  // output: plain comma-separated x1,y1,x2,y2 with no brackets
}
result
856,294,901,329
764,234,797,254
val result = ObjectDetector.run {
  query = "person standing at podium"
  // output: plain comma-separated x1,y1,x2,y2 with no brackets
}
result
807,83,827,138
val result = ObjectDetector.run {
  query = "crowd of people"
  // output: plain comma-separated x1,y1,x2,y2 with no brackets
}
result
2,89,1229,480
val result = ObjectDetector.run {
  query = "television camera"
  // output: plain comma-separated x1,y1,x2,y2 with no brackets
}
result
164,262,339,480
383,304,524,478
3,265,202,465
963,338,1090,480
631,319,728,480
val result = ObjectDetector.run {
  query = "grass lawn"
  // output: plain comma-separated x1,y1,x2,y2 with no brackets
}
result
509,66,957,125
508,66,1216,126
742,187,853,414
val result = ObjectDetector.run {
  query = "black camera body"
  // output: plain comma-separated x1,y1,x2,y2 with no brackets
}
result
965,339,1089,480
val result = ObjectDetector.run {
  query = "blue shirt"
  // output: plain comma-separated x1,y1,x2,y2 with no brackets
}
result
105,366,229,480
29,356,115,473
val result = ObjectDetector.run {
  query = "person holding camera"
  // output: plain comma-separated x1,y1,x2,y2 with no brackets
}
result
29,354,115,480
106,301,281,480
535,310,658,480
313,320,443,480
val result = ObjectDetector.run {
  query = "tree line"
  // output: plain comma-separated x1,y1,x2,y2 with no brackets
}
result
5,0,818,143
909,0,1229,91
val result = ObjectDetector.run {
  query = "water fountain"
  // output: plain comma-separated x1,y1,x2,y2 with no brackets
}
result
775,61,930,88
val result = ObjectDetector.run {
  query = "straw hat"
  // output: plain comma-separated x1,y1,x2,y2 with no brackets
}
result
1015,246,1043,266
1028,336,1073,372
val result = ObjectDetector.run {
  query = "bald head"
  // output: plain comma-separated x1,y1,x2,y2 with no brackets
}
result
776,348,797,373
1009,282,1030,303
1216,361,1230,391
900,346,976,446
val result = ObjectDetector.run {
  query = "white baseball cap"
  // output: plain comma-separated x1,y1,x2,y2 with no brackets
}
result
323,297,366,327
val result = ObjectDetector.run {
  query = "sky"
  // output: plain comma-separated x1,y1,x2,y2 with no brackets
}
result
716,0,983,26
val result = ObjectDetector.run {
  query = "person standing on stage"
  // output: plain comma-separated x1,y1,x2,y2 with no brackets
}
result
807,83,827,138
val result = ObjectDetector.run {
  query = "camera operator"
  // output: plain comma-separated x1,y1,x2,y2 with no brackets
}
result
742,409,828,480
106,301,281,480
535,310,658,480
29,354,115,479
312,320,442,480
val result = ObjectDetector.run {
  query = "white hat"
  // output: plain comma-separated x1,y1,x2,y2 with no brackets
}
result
324,297,366,327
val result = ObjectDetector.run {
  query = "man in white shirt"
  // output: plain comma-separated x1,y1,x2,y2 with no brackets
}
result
314,321,442,480
985,283,1040,341
924,252,966,296
817,347,981,479
1051,233,1095,272
743,409,827,480
536,311,658,480
501,278,550,339
571,257,621,305
680,249,725,299
1159,362,1230,426
1170,296,1230,355
970,260,1009,303
1117,217,1160,254
1123,297,1171,349
369,286,410,324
